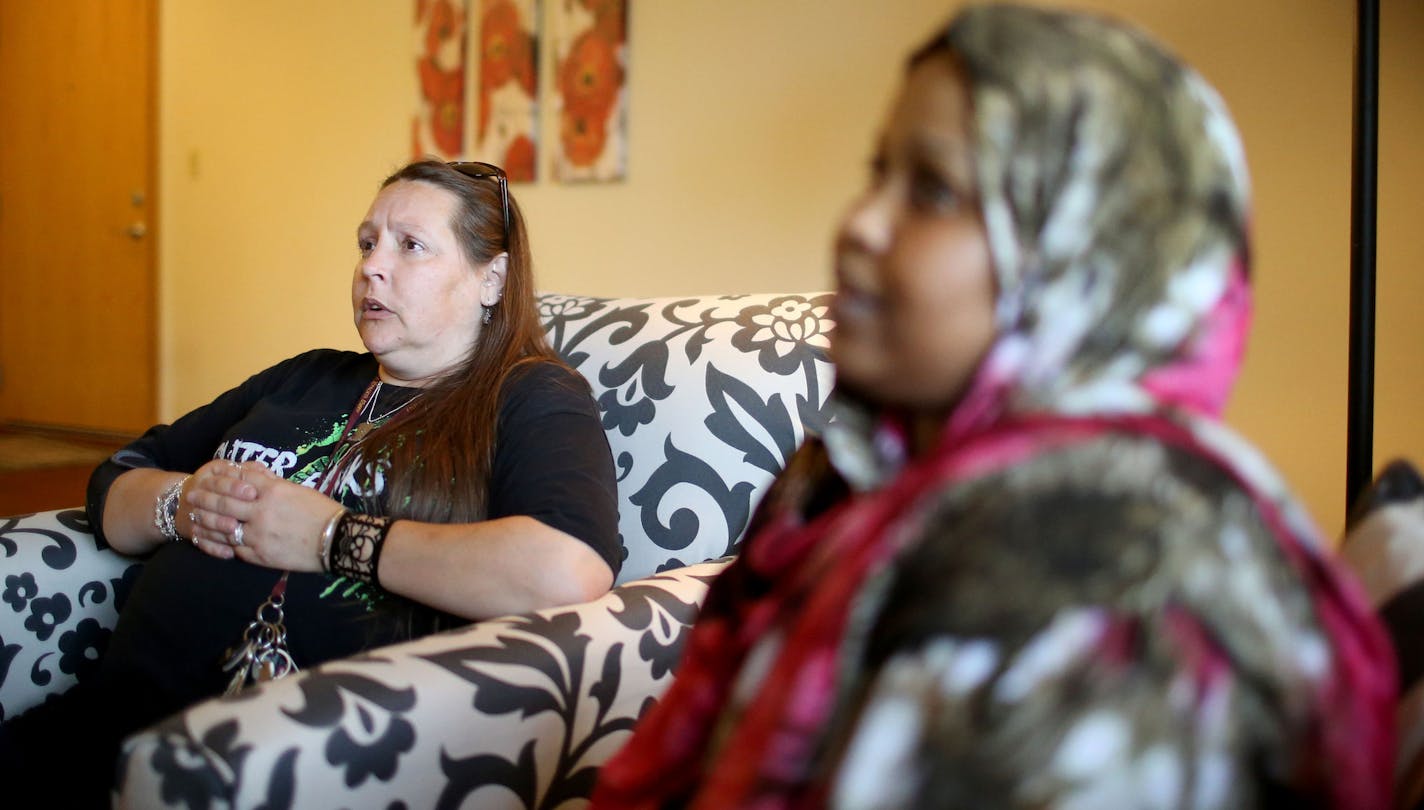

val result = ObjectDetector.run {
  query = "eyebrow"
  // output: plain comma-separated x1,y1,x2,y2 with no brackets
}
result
355,220,439,241
906,132,974,177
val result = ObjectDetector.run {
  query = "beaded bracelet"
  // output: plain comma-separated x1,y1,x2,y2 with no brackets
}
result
153,476,190,543
326,512,393,585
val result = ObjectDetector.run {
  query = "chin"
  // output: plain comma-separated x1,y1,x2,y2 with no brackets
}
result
830,361,884,406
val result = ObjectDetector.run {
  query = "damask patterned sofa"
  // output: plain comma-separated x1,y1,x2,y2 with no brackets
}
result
0,292,834,808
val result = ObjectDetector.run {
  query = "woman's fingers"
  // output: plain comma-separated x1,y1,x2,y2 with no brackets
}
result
186,502,242,539
203,460,262,499
177,461,330,571
165,461,280,559
185,512,237,558
193,536,235,559
185,460,266,525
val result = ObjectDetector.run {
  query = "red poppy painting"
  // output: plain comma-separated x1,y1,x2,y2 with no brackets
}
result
411,0,469,161
552,0,627,181
472,0,540,182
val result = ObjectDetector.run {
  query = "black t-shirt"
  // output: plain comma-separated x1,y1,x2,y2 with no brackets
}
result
84,349,619,731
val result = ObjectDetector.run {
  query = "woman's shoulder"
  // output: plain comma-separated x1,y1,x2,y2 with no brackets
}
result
844,433,1344,806
247,348,377,390
871,433,1284,639
271,348,376,376
499,359,596,413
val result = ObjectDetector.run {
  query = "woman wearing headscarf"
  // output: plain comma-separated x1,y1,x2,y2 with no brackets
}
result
590,4,1395,808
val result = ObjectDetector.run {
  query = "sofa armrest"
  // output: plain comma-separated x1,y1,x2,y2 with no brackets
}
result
0,508,143,722
115,558,731,809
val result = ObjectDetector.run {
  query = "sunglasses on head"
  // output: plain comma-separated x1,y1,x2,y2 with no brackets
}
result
448,161,510,250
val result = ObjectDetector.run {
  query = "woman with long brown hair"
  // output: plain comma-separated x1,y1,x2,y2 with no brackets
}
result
0,159,619,803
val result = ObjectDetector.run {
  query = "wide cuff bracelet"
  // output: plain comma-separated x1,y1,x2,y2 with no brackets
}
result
326,511,393,586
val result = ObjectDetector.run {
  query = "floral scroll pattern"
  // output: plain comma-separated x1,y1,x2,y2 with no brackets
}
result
112,561,729,808
0,508,137,723
543,293,834,581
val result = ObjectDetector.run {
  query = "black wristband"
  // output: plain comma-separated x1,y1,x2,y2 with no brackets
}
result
327,512,393,586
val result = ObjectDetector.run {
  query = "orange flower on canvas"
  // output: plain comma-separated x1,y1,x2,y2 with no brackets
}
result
418,56,465,157
481,0,535,95
553,0,627,179
424,0,463,58
578,0,626,44
505,134,536,181
559,29,621,118
560,108,608,167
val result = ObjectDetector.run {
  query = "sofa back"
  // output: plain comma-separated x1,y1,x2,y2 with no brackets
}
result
538,293,835,583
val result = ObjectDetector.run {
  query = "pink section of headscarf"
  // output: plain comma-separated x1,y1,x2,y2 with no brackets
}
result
1139,262,1252,418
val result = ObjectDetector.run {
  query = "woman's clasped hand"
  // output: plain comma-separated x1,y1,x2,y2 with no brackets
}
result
183,460,344,571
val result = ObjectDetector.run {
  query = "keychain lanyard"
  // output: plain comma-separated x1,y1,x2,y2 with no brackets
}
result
318,379,382,498
221,378,381,695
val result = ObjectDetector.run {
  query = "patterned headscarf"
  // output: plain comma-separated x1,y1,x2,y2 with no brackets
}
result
831,3,1255,487
593,5,1394,808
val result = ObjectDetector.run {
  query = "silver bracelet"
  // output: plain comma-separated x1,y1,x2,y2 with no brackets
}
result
153,475,190,543
319,508,348,573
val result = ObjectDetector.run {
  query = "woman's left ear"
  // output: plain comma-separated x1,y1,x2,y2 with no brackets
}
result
481,253,509,307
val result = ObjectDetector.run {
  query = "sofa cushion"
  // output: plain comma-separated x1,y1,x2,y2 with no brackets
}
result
0,508,139,721
1339,459,1424,807
539,293,835,583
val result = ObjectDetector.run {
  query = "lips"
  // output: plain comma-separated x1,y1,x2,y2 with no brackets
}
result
360,297,394,319
833,289,876,331
832,259,878,326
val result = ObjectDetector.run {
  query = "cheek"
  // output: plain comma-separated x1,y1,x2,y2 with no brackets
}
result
884,229,997,395
437,271,484,327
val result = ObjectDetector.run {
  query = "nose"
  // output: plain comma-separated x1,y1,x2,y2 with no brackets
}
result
836,184,894,259
359,242,389,282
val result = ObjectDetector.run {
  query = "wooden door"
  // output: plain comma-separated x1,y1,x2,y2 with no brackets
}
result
0,0,157,435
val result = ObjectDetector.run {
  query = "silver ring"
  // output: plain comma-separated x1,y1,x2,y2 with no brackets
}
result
232,522,245,547
227,460,241,470
188,511,199,527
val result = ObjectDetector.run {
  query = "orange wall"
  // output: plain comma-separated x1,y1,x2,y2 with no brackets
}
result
157,1,1424,535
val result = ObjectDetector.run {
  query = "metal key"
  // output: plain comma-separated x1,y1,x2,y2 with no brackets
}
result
220,575,300,695
253,647,296,682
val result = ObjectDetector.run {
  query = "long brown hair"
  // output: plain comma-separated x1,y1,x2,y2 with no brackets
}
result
360,159,569,524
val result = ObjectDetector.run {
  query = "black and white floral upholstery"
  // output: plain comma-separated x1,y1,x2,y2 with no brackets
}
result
0,292,834,808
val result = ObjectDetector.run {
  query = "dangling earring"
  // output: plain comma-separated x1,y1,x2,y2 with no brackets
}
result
482,305,493,325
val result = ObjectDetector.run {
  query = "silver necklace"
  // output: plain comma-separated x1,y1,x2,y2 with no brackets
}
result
368,381,422,423
351,381,421,442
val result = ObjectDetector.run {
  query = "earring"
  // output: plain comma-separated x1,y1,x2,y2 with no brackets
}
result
482,306,493,325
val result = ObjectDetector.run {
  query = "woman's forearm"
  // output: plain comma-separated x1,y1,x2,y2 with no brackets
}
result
169,463,617,620
101,468,190,556
375,516,615,621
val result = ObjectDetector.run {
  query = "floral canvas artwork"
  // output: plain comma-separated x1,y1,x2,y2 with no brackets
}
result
474,0,540,182
551,0,627,182
411,0,469,161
